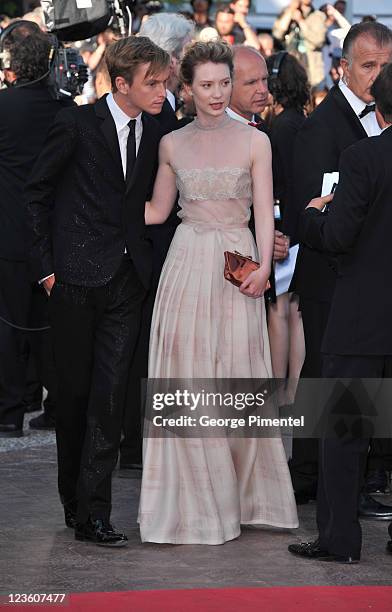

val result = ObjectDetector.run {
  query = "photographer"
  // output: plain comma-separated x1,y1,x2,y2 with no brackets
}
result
273,1,327,88
0,21,73,436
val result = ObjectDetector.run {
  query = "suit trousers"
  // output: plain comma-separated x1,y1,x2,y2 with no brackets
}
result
49,258,146,522
290,299,392,493
26,285,57,413
0,259,55,427
121,223,178,466
289,299,330,493
317,354,392,557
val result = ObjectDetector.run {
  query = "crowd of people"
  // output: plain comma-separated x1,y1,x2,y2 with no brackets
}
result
1,1,392,564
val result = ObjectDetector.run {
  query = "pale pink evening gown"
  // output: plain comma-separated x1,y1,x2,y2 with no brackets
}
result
138,115,298,544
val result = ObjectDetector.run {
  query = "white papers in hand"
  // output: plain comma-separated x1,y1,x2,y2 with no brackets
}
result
275,244,299,297
321,172,339,197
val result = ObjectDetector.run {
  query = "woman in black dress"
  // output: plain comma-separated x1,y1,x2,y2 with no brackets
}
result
266,51,310,408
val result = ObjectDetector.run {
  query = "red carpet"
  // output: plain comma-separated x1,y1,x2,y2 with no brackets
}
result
5,586,392,611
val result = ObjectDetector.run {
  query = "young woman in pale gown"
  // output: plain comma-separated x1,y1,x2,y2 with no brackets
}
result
139,41,298,544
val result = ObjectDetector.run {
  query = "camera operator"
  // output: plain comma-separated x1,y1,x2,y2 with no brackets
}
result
0,21,73,437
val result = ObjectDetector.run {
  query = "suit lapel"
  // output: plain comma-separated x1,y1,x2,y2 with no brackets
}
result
126,113,155,195
94,95,124,179
330,85,368,140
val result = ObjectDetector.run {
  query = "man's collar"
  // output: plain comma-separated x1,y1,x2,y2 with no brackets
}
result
226,106,255,125
166,89,176,111
338,79,372,118
106,92,142,131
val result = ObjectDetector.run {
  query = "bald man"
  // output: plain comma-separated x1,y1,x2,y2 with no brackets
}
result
227,46,269,127
227,46,289,265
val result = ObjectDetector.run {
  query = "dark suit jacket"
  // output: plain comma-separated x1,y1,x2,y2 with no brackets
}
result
0,83,72,261
290,85,368,302
146,96,181,281
300,127,392,355
154,97,178,134
25,94,162,289
255,114,269,136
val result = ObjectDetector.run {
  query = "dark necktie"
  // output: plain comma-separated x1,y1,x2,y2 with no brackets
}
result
359,104,376,119
126,119,136,182
248,121,262,128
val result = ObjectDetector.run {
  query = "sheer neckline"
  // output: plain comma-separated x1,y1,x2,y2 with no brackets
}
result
193,114,232,131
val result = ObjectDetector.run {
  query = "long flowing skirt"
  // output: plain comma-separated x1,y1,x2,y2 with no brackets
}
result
138,224,298,544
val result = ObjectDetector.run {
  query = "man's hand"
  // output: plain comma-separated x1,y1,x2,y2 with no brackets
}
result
306,193,334,211
289,0,301,11
292,9,304,22
43,274,55,296
326,4,338,19
234,13,248,29
273,230,290,261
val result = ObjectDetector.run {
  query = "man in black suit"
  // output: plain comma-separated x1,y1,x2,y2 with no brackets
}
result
289,22,392,510
0,22,69,437
289,62,392,562
26,36,170,547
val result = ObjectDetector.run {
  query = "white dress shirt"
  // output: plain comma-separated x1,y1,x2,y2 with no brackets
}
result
226,106,255,125
339,80,381,137
166,89,176,111
106,92,143,177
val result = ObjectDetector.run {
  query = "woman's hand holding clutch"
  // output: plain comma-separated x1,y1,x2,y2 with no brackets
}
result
240,267,271,299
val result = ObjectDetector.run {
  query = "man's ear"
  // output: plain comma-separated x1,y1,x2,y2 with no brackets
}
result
115,75,129,95
340,57,350,85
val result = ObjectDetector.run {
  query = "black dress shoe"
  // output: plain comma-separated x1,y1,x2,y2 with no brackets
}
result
318,554,360,564
288,539,328,559
358,493,392,520
24,400,43,414
64,506,77,529
29,412,56,430
294,487,317,505
119,462,142,470
364,469,389,495
75,518,128,547
0,424,23,438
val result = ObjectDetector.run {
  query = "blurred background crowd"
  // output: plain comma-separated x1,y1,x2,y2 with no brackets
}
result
1,1,386,113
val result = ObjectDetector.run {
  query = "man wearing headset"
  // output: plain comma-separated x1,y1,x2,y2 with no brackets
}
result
0,21,71,437
227,46,290,269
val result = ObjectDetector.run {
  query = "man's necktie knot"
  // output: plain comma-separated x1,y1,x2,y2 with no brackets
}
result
248,121,262,128
359,104,376,119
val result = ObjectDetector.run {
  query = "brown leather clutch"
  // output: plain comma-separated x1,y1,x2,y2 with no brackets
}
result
224,250,260,288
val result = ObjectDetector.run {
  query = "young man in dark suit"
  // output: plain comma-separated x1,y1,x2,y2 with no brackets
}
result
0,22,70,437
288,22,392,510
119,13,195,472
289,62,392,563
25,36,170,547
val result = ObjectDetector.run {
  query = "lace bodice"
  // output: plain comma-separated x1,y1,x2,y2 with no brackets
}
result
170,116,254,227
176,167,251,201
